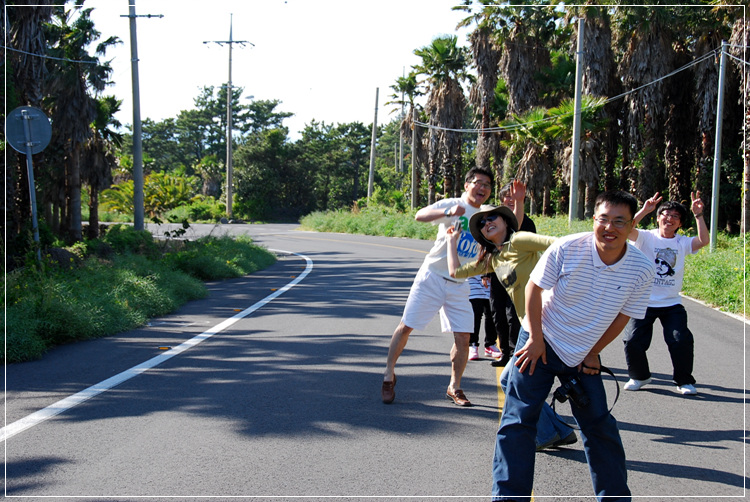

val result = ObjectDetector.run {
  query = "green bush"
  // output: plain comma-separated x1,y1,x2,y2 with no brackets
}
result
5,233,277,363
164,235,276,281
300,206,436,240
164,197,226,223
682,234,746,314
102,224,158,255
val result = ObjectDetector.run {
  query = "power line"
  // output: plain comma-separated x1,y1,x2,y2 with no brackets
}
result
414,46,722,135
2,44,97,64
726,51,750,67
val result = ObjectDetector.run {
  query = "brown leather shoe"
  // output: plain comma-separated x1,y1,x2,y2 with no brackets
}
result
446,388,472,407
382,375,397,404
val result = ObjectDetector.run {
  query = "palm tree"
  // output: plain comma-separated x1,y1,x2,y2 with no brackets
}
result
500,107,552,214
414,35,471,202
613,7,677,202
550,96,608,217
491,3,561,212
729,16,749,232
569,5,622,193
44,6,119,242
4,2,53,251
690,9,729,210
387,72,425,204
493,4,559,116
194,155,224,199
83,95,123,239
457,1,504,173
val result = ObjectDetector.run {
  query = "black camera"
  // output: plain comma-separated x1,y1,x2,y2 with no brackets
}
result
553,376,590,408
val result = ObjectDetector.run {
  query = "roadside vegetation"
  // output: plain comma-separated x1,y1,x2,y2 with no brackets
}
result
300,208,747,319
4,225,276,364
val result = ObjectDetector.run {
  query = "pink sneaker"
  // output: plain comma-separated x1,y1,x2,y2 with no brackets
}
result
468,345,479,361
484,346,502,358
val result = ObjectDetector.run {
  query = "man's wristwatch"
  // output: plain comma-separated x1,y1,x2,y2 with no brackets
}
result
444,207,452,217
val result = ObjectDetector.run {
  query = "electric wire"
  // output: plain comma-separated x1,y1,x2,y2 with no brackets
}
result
726,51,750,67
414,47,723,135
2,44,98,64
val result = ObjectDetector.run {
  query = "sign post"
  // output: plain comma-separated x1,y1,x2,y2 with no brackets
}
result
6,106,52,263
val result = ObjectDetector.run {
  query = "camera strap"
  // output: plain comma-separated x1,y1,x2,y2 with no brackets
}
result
550,364,621,431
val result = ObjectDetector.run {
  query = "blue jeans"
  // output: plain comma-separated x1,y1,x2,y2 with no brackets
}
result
623,304,695,386
499,364,574,447
492,328,631,502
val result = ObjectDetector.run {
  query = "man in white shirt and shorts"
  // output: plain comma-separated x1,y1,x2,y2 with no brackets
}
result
381,166,493,407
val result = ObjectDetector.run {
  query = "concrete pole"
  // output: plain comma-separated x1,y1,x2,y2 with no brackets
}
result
367,88,378,199
399,67,405,174
568,18,584,224
226,15,234,219
21,110,41,262
411,106,418,209
128,1,144,231
710,41,728,251
204,15,250,219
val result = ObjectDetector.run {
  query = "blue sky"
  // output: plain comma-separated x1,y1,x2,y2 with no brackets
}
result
86,0,471,139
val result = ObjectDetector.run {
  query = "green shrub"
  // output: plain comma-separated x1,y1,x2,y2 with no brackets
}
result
5,233,277,363
300,206,436,240
102,224,158,255
682,234,746,313
164,235,276,281
186,198,226,222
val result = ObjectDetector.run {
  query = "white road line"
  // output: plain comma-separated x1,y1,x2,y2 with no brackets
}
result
2,250,312,442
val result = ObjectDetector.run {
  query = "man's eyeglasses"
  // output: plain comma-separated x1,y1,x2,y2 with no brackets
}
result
660,211,681,221
594,217,632,229
479,214,499,229
470,180,492,190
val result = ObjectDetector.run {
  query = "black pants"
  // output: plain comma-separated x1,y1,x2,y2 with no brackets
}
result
489,274,521,356
623,304,696,386
470,297,498,347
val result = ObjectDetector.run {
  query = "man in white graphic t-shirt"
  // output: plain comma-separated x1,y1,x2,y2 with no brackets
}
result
623,191,709,395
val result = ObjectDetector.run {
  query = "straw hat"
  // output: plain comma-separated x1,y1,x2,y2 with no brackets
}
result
468,205,518,249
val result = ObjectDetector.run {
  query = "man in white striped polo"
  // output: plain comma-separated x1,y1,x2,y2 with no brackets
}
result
491,191,656,502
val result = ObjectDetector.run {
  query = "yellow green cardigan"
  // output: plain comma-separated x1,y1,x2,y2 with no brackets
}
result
454,231,555,318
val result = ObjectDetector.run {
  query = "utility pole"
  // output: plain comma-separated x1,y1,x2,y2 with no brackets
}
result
710,41,728,251
411,107,418,209
367,88,379,199
204,15,252,219
568,18,584,224
399,67,405,174
122,1,162,231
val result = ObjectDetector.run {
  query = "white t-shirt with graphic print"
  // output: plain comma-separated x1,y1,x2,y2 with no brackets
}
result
420,194,482,282
633,229,696,307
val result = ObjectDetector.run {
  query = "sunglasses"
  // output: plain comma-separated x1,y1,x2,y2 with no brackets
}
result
479,214,500,229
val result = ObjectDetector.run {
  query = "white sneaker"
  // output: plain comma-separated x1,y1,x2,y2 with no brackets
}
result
676,384,697,395
484,345,503,358
624,378,651,391
468,345,479,361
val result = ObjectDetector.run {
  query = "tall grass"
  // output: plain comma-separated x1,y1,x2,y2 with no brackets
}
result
4,226,277,363
300,209,746,317
301,206,436,240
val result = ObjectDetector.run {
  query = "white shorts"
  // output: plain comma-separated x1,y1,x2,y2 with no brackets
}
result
401,266,474,333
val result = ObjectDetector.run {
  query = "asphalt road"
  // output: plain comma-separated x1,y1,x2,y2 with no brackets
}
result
4,222,748,501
